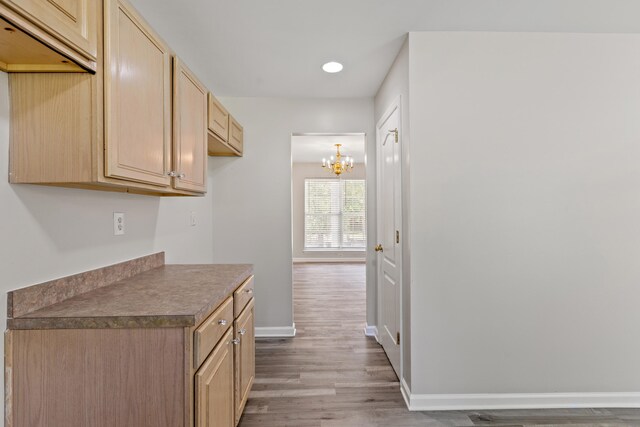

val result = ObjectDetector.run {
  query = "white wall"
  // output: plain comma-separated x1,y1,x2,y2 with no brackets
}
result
0,72,216,420
408,32,640,396
212,97,375,329
374,38,411,387
291,162,366,262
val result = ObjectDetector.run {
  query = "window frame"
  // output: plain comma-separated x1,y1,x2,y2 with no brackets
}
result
303,178,366,252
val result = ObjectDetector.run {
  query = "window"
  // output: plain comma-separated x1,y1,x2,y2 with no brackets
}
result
304,179,366,250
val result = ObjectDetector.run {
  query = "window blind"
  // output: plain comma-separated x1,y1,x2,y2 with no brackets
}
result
304,179,366,250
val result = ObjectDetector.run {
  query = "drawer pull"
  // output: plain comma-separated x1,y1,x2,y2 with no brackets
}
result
231,338,241,345
243,289,253,294
239,328,246,336
218,319,228,326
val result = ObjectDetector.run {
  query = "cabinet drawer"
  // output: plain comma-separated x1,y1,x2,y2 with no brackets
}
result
194,296,233,368
233,275,254,318
228,115,243,153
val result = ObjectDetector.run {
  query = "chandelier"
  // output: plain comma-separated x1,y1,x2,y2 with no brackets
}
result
321,144,354,176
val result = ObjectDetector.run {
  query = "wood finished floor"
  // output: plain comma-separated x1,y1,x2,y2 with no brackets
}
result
238,263,640,426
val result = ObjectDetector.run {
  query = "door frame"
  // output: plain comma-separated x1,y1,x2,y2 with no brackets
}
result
289,132,370,329
375,95,403,380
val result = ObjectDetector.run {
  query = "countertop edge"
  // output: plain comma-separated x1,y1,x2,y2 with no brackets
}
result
7,315,197,330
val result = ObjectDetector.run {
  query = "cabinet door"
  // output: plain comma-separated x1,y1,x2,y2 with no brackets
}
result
208,93,229,142
1,0,97,61
234,298,255,425
195,328,235,427
104,0,172,187
228,115,243,154
173,57,207,193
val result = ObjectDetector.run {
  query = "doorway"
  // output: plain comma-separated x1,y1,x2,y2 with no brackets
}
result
291,134,367,263
290,133,368,331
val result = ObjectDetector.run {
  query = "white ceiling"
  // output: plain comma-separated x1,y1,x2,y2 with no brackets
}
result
129,0,640,98
291,134,365,163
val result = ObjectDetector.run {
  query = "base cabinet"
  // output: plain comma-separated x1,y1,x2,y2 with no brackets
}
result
234,298,255,425
5,275,256,427
193,283,255,427
195,328,235,427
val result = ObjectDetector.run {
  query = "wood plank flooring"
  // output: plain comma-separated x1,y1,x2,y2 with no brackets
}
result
238,263,640,426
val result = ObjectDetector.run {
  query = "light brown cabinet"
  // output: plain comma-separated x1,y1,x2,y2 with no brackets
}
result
228,115,244,155
208,92,230,143
190,276,256,427
0,0,97,71
234,298,255,424
104,0,172,187
8,0,207,196
6,271,256,427
196,328,235,427
173,57,208,193
207,92,244,157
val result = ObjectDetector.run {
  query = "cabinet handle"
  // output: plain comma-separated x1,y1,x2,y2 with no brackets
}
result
244,289,253,294
177,173,186,179
218,319,227,326
239,328,246,336
167,171,177,177
231,338,241,345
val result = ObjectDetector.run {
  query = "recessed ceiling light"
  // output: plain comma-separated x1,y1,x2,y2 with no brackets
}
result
322,61,343,73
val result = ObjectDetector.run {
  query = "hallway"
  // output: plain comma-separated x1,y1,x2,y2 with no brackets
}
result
239,262,407,426
238,263,640,426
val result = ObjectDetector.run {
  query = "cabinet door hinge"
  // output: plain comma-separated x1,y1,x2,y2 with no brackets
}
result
396,230,400,244
396,331,400,345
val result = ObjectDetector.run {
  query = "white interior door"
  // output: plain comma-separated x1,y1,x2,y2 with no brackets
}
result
376,99,402,377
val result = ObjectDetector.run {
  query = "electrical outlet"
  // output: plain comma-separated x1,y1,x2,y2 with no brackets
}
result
190,211,197,227
113,212,125,235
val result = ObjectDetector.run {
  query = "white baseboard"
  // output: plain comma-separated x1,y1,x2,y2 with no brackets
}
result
363,324,379,342
255,323,296,338
401,377,411,408
401,382,640,411
293,258,365,263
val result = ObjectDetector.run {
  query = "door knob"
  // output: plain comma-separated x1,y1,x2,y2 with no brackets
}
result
374,244,383,252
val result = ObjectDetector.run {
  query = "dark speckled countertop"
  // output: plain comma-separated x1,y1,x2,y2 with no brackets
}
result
8,264,253,330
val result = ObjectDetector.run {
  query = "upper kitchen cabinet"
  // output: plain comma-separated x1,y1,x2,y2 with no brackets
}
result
0,0,97,72
229,115,244,154
103,0,172,187
207,92,243,157
208,93,229,142
173,57,208,193
8,0,207,196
